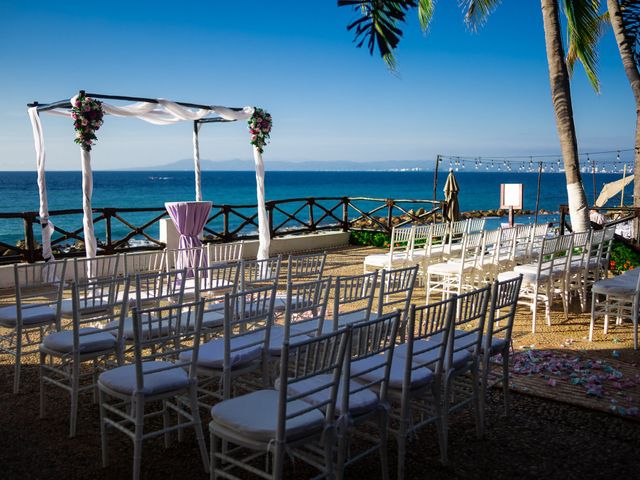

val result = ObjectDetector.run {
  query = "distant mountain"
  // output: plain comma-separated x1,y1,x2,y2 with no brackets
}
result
130,159,434,172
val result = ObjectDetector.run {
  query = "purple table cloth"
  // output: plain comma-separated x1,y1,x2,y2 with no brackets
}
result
165,201,212,276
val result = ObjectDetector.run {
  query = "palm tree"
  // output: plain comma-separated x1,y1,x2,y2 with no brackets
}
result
606,0,640,212
338,0,602,232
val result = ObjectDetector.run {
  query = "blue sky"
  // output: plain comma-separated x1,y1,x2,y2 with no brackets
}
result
0,1,634,170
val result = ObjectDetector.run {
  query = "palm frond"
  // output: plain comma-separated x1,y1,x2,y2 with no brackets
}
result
417,0,437,31
621,0,640,63
563,0,603,93
338,0,418,70
460,0,502,31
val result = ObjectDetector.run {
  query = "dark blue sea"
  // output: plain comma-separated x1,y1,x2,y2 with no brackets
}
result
0,170,626,247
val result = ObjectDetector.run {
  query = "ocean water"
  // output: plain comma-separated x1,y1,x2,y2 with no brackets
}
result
0,170,626,247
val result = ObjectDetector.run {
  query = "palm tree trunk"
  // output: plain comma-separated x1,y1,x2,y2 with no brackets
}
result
608,0,640,239
541,0,590,232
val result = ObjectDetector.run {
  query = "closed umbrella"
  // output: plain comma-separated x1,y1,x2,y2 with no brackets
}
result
444,169,460,222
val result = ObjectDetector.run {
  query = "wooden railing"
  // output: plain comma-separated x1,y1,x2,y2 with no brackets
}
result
0,197,444,264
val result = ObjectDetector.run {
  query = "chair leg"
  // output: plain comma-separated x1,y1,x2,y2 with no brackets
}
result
210,429,218,480
39,351,47,418
162,400,171,448
336,429,348,480
589,292,597,342
438,383,450,465
132,396,145,480
378,412,390,480
471,365,483,439
190,387,210,473
99,388,109,468
69,361,80,438
502,350,510,417
13,332,22,394
272,443,285,480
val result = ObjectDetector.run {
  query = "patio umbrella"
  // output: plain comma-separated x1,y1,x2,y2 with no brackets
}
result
444,169,460,222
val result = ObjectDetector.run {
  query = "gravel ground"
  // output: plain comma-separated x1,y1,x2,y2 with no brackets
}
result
1,245,639,479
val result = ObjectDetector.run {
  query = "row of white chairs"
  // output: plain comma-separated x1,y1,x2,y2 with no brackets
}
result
498,228,615,332
97,274,521,479
363,218,486,273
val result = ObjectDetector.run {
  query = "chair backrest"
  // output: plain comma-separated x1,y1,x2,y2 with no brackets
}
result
458,231,484,266
332,271,378,329
480,228,501,266
124,250,165,276
276,328,350,444
130,300,205,393
484,275,522,353
195,262,240,310
466,218,486,233
528,223,550,260
551,234,574,275
241,256,282,290
388,227,414,262
71,276,130,352
165,246,207,273
598,227,616,276
224,285,277,369
73,255,120,281
285,252,327,283
450,285,491,364
447,220,468,249
376,266,418,324
512,224,533,261
411,225,430,252
405,296,457,384
344,312,401,412
570,230,591,270
134,269,187,308
284,277,332,340
12,259,67,328
207,241,244,264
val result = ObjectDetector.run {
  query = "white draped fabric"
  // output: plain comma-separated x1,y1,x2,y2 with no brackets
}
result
30,95,270,261
193,122,202,202
27,108,55,261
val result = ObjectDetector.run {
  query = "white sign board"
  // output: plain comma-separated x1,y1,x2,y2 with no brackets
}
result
500,183,523,209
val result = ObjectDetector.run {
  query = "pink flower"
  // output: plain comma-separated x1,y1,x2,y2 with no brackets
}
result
82,118,88,126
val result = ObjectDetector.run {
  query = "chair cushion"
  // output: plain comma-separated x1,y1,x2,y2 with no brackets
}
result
42,327,117,354
482,335,508,356
278,374,379,416
351,350,433,390
210,389,324,442
99,361,189,396
498,270,547,286
364,253,410,268
394,340,471,370
592,277,640,296
60,296,111,315
0,304,57,327
105,317,171,341
201,309,224,329
266,325,313,356
180,334,264,369
427,261,475,275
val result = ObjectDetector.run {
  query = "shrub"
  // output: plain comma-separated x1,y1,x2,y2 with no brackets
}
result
349,230,390,248
609,239,640,275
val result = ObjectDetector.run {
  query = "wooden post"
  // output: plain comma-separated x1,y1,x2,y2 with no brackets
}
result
433,155,441,201
308,198,316,231
23,213,36,263
222,206,230,242
267,203,274,239
620,163,627,207
560,205,566,235
342,197,349,232
386,199,394,234
508,206,515,228
534,162,543,224
104,208,113,255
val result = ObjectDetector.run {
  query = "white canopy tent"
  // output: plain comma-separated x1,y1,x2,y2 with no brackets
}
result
27,91,271,262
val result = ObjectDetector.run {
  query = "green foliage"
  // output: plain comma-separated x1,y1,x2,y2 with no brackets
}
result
609,239,640,275
349,230,390,247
